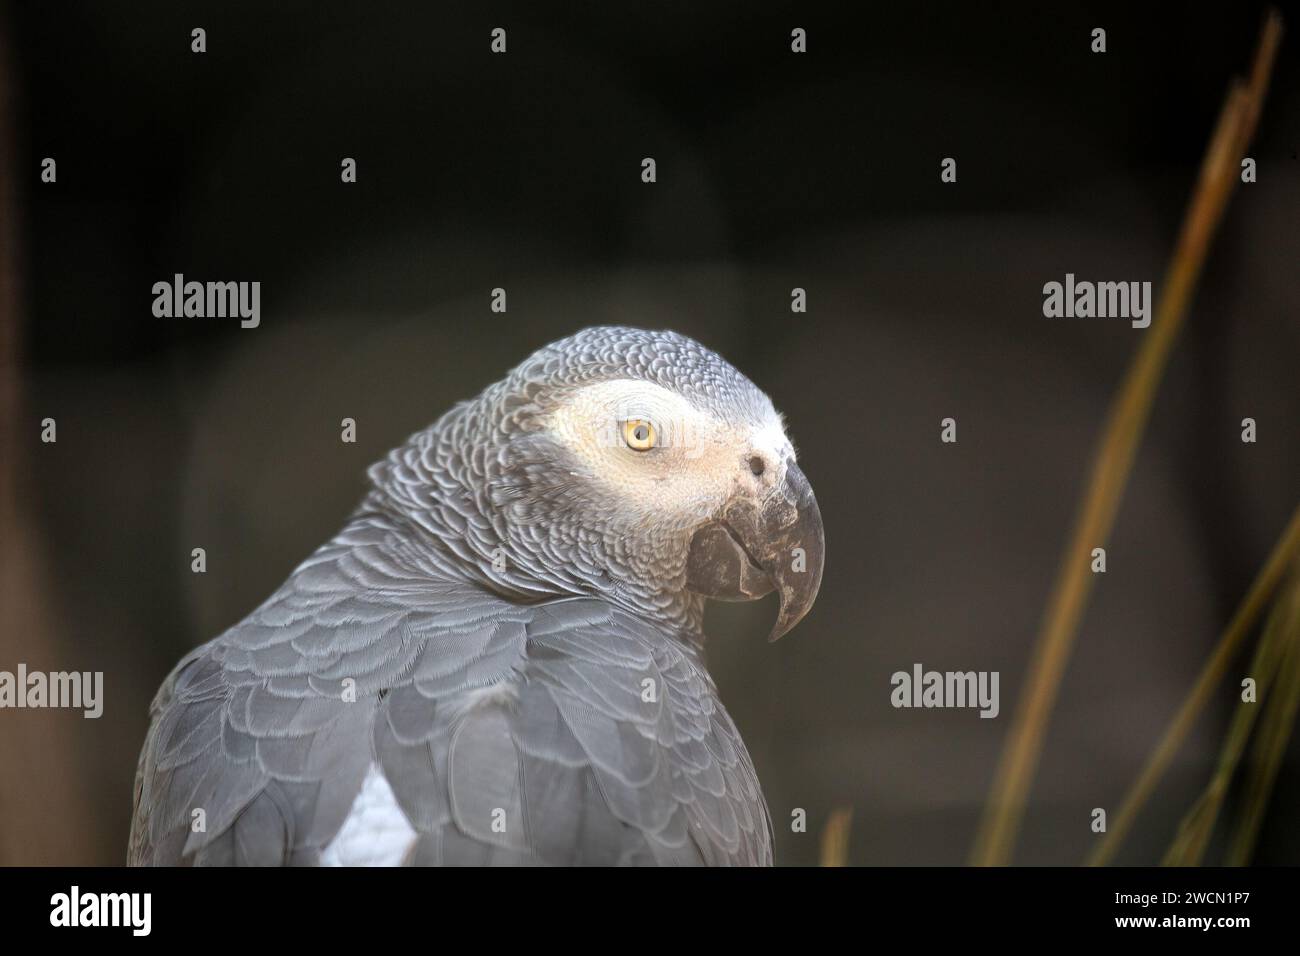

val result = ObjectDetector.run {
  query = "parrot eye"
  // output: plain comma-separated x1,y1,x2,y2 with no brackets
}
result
623,419,657,451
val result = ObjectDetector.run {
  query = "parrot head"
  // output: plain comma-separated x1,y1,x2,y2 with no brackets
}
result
374,326,824,641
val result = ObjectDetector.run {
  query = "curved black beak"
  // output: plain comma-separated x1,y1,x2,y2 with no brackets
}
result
685,460,825,641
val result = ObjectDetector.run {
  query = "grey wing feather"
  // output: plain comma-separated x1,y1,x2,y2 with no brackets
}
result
374,598,771,866
131,520,426,866
131,519,771,866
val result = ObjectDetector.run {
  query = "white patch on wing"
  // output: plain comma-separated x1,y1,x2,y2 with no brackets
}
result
320,763,418,866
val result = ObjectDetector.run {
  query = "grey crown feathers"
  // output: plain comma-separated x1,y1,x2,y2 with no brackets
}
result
129,326,825,866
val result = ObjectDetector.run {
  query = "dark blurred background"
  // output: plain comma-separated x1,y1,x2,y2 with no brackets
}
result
1,1,1297,865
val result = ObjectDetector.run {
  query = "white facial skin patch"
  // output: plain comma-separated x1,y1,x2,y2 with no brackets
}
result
542,379,793,533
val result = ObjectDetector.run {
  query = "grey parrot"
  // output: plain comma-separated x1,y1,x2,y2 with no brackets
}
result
129,326,824,866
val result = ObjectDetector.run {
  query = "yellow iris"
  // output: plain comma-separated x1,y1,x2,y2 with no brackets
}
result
623,419,656,451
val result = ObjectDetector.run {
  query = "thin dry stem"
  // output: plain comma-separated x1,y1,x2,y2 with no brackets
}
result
1161,568,1300,865
971,10,1284,867
1088,504,1300,865
1224,576,1300,865
819,807,854,867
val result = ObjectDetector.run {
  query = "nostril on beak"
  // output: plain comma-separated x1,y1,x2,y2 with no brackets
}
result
748,456,765,477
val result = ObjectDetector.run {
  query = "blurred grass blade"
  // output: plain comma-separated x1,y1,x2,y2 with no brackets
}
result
820,807,853,867
1089,503,1300,865
971,9,1284,867
1224,576,1300,865
1161,566,1300,866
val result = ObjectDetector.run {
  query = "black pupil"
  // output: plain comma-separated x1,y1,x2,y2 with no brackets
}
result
749,456,765,476
634,425,648,442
